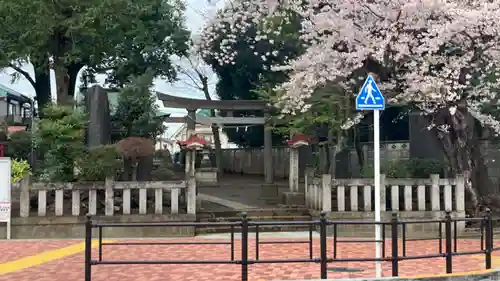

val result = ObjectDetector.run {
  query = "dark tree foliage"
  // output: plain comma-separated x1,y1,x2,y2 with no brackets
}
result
0,0,190,108
202,9,304,147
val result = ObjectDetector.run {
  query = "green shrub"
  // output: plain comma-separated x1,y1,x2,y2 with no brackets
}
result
77,145,121,181
11,159,31,183
154,149,172,165
151,164,176,180
6,131,32,160
405,158,448,178
34,104,86,182
361,158,449,178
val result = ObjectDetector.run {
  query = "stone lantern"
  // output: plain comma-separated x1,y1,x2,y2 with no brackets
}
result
288,133,310,149
184,135,207,151
283,133,310,206
182,134,207,176
182,134,207,215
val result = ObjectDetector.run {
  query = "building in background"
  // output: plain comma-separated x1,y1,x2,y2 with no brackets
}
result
0,84,33,133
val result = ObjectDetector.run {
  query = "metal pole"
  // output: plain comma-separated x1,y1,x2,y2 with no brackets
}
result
241,212,249,281
391,213,399,277
84,214,93,281
485,209,492,269
445,211,453,274
319,212,328,279
374,109,382,277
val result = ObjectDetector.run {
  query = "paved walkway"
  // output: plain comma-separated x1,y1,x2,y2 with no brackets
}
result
0,234,497,281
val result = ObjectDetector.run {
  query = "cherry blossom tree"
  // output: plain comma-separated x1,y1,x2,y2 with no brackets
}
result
198,0,305,147
200,0,500,210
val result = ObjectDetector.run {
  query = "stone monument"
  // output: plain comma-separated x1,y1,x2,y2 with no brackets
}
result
84,85,111,147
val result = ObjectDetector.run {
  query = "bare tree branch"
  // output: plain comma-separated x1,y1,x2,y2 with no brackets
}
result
178,66,204,89
9,63,36,88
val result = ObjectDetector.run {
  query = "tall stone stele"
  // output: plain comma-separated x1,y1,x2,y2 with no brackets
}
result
84,85,111,147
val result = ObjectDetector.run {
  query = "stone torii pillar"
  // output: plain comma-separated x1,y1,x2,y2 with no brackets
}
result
260,110,277,203
283,133,309,206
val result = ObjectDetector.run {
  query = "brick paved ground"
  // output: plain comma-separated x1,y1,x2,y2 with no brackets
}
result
0,237,496,281
0,240,78,263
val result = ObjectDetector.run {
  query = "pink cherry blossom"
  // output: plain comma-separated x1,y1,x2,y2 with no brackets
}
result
200,0,500,132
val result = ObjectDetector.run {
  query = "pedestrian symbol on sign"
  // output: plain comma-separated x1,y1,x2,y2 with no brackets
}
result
355,75,385,110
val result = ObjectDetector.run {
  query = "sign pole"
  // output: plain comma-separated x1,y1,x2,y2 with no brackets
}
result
355,74,385,278
373,110,382,277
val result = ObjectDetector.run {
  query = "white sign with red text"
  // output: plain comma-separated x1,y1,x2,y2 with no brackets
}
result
0,158,11,239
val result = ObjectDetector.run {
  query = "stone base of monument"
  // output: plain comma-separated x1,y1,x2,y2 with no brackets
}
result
281,191,305,206
195,168,218,184
260,183,280,204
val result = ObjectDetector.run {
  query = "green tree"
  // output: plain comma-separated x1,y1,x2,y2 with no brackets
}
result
77,145,121,181
6,131,32,161
0,0,190,107
112,72,166,181
265,82,355,175
112,71,165,140
200,8,303,147
34,105,86,181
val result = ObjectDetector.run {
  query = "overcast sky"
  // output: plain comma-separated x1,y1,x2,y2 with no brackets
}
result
0,0,223,138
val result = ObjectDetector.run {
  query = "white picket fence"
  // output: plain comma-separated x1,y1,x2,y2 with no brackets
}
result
13,178,197,217
305,174,465,213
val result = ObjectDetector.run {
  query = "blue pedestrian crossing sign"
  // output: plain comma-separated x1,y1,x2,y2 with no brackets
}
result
355,75,385,110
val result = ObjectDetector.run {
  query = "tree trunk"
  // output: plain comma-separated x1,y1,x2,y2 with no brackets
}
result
123,158,134,181
432,106,494,214
354,128,365,174
32,56,52,110
211,124,223,178
67,63,84,98
327,128,345,178
199,73,223,178
53,58,70,105
136,155,153,181
327,127,335,176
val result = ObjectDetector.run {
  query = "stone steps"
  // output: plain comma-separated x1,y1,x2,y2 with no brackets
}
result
195,208,313,235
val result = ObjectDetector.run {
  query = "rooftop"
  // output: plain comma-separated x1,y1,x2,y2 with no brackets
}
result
0,84,31,101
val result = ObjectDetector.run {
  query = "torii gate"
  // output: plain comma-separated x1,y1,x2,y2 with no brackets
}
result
156,92,275,184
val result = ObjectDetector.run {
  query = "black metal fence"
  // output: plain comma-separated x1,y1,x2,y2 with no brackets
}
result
84,211,499,281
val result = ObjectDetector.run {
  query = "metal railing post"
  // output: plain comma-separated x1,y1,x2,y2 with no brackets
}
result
391,213,399,277
485,208,492,269
319,212,328,279
230,225,235,261
309,223,313,259
241,212,249,281
255,225,260,260
84,214,93,281
445,211,453,274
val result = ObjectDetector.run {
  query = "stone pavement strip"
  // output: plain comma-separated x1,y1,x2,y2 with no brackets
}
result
0,237,496,281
